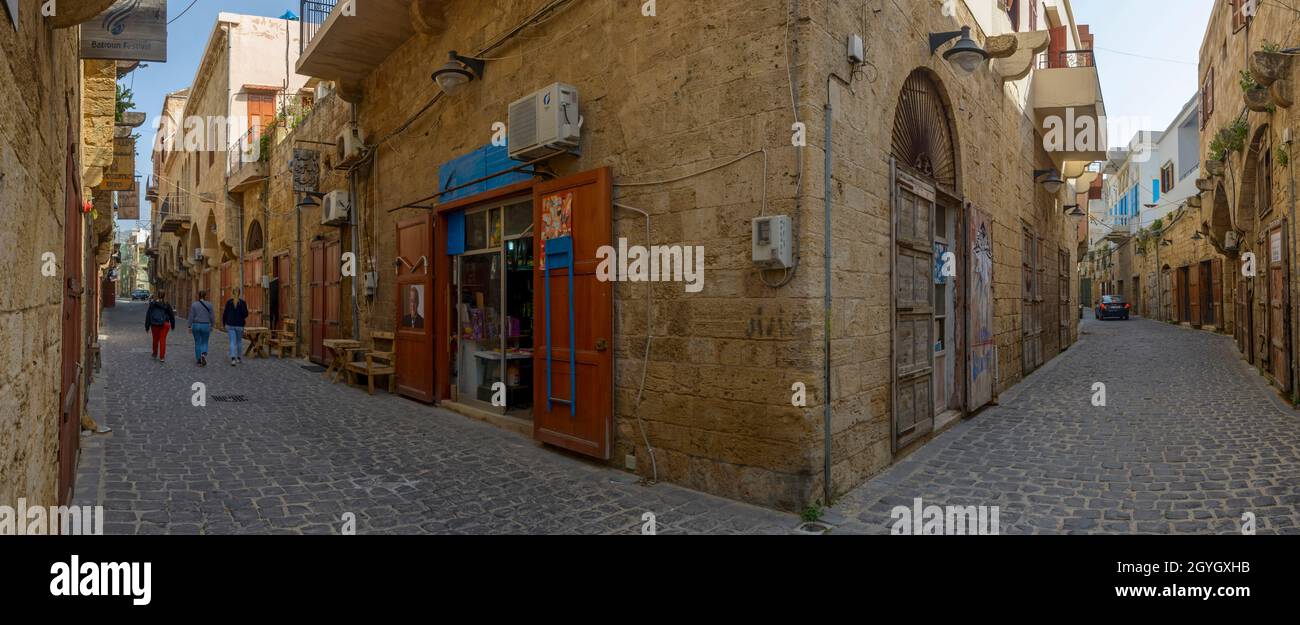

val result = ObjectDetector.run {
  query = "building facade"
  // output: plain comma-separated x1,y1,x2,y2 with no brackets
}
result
147,0,1105,510
0,0,133,508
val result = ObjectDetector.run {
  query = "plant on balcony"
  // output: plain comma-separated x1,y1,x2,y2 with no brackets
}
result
1241,70,1275,112
115,84,135,123
258,133,272,163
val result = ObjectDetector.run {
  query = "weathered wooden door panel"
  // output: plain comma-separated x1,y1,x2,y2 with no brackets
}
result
1269,225,1290,392
1211,259,1223,327
1021,228,1042,373
58,139,82,505
274,254,291,329
532,168,614,459
892,169,935,450
1189,264,1201,326
967,203,995,411
309,240,325,363
395,215,435,402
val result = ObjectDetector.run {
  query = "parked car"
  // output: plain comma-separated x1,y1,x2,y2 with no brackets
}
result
1095,295,1130,320
130,289,150,301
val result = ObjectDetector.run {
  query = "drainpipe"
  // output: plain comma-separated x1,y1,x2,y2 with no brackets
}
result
349,103,361,340
822,71,853,507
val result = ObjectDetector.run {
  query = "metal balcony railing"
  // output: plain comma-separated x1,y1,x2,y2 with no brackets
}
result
1037,49,1097,70
228,125,268,175
301,0,337,53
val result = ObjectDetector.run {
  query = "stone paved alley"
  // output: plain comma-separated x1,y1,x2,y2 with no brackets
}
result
75,303,1300,534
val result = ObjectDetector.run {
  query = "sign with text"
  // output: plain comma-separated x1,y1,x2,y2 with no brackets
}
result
80,0,168,62
102,136,136,191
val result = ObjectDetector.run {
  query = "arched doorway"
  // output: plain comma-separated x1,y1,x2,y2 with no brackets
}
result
888,68,966,452
244,219,265,326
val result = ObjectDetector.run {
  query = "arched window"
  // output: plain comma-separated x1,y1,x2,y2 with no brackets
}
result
247,220,265,252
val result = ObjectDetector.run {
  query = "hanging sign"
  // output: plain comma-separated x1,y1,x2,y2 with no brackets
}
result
290,149,320,193
80,0,168,62
101,136,136,191
116,183,140,220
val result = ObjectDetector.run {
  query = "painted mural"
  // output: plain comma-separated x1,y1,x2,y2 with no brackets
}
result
968,204,995,410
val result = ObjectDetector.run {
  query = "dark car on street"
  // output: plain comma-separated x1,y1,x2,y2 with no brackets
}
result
130,289,150,301
1095,295,1130,320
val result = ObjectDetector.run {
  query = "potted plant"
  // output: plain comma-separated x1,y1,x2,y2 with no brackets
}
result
1241,70,1274,112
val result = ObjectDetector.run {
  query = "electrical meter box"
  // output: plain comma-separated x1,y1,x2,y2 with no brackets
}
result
752,215,793,269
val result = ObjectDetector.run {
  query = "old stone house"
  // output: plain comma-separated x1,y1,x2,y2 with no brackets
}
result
0,0,132,508
148,0,1104,511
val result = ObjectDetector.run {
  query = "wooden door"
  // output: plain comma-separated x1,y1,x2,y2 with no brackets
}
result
324,239,341,341
309,240,325,362
1188,264,1201,326
1021,227,1042,373
243,256,264,327
1058,248,1070,347
58,139,82,505
1238,276,1254,362
1211,259,1223,330
274,254,291,329
1268,226,1290,391
395,215,435,402
892,169,935,451
967,203,995,411
532,168,614,459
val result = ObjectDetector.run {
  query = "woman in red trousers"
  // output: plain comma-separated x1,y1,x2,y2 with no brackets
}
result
145,290,177,363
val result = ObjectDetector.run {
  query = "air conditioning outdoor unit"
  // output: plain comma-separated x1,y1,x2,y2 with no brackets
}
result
335,126,365,169
321,189,351,226
508,83,580,162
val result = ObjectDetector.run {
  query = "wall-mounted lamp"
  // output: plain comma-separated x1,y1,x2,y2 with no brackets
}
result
929,26,989,75
1034,168,1063,194
296,191,326,210
1191,231,1204,241
431,50,486,95
1160,239,1173,247
1064,204,1085,219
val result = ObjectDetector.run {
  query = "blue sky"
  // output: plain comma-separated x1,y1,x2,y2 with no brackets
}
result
119,0,1218,232
1072,0,1215,143
120,0,299,233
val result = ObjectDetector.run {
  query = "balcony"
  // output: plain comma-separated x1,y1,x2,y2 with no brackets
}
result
228,126,269,192
1032,49,1107,178
160,195,191,234
295,0,416,97
145,175,159,202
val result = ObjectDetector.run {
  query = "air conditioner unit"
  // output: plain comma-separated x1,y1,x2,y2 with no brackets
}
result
508,83,580,162
335,126,365,169
321,190,351,226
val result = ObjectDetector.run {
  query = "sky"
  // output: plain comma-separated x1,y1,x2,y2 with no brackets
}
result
1072,0,1215,146
118,0,1219,232
119,0,300,234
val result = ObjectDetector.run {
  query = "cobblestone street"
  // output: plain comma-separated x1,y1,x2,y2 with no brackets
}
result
74,302,797,534
830,312,1300,534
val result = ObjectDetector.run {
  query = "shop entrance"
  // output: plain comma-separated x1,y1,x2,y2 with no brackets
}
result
445,198,535,417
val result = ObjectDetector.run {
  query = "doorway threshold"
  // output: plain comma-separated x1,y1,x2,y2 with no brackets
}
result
934,409,962,432
441,399,533,437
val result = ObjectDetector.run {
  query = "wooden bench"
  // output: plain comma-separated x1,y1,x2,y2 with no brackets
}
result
269,319,297,358
346,331,397,395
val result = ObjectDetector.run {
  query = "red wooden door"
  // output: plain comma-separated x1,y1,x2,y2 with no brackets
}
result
395,215,435,401
532,168,614,459
247,92,276,136
1188,264,1201,326
58,139,82,505
309,240,325,362
1211,258,1224,328
243,256,264,327
325,239,341,341
274,254,291,329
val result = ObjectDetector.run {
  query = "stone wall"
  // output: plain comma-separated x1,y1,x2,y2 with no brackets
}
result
253,0,1083,510
0,8,84,507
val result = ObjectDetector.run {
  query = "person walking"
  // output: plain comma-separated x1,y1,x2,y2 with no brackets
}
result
189,290,215,367
144,290,177,363
223,287,250,366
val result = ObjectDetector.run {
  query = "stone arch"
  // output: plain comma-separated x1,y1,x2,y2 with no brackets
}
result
1236,123,1272,232
202,210,219,253
1209,182,1232,246
246,219,264,252
890,67,961,193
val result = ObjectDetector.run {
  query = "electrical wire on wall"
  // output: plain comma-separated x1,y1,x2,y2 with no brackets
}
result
612,200,658,485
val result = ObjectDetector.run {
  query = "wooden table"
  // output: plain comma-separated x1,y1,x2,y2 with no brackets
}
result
322,339,362,383
243,327,271,359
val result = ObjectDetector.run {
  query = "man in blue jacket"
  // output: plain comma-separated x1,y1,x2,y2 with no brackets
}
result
223,287,250,366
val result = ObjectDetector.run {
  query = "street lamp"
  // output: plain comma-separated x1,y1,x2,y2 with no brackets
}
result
1034,168,1063,194
296,191,326,210
431,50,486,95
929,26,990,75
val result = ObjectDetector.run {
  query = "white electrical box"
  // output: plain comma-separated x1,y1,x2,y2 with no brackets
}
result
335,126,365,169
847,34,865,64
752,215,793,269
508,83,580,161
321,190,351,226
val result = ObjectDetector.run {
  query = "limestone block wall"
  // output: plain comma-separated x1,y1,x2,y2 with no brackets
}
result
0,9,83,507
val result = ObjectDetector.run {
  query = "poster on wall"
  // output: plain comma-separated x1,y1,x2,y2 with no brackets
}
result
967,203,995,411
539,191,573,269
80,0,168,62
